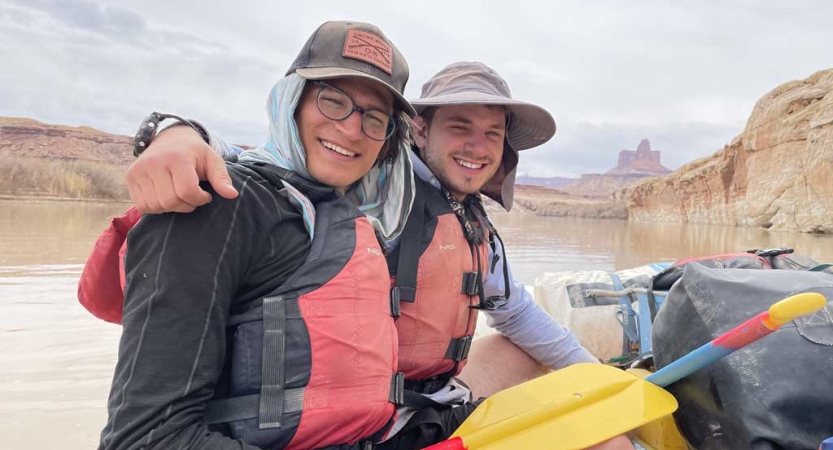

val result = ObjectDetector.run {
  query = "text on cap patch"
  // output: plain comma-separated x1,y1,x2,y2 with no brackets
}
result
343,29,393,74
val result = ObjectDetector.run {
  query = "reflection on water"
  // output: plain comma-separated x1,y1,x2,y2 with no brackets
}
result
3,201,833,449
0,202,129,266
489,212,833,286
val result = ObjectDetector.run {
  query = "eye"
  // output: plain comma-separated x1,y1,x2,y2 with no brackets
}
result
321,94,346,107
487,131,503,139
366,111,388,126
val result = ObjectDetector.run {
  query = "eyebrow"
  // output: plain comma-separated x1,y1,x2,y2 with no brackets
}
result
446,115,505,131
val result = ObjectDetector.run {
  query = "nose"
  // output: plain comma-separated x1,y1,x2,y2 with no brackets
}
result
464,133,490,158
333,110,365,141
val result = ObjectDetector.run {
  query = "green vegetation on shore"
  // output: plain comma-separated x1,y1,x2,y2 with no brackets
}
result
0,158,129,201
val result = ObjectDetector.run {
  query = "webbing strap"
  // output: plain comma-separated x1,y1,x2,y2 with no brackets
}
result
259,296,286,429
610,274,639,344
392,191,426,304
204,388,305,425
401,389,449,410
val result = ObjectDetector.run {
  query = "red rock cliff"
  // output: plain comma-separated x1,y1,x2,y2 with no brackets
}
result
618,68,833,233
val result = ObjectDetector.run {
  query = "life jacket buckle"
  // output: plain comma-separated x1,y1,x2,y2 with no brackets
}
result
390,286,416,304
388,372,405,405
389,289,401,319
446,335,473,362
461,272,480,296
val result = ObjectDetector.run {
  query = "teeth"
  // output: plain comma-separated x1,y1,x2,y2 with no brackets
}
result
322,140,357,157
455,158,483,170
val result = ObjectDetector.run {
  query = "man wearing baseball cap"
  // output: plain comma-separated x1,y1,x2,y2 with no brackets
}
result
90,55,632,448
94,20,417,450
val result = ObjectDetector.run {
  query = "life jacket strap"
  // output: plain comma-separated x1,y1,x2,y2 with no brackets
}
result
391,190,426,320
403,377,450,395
204,388,305,425
260,295,287,428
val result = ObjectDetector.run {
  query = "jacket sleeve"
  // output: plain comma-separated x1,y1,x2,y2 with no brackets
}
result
98,173,269,450
481,240,599,370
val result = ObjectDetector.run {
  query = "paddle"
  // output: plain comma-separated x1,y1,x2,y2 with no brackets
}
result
646,290,826,386
422,291,827,450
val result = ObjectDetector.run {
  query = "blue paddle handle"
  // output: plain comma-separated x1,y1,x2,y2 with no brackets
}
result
645,343,732,387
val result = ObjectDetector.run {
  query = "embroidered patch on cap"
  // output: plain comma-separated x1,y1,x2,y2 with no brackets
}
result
343,29,393,74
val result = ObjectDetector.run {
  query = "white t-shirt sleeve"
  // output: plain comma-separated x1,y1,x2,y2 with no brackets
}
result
481,239,599,370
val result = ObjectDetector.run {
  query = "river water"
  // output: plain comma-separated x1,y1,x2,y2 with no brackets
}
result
3,201,833,449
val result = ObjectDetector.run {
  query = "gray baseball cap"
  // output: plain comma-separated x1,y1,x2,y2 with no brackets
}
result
287,21,416,117
412,61,557,209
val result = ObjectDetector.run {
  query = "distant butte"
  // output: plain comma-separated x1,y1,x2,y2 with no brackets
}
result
563,139,671,198
606,139,672,176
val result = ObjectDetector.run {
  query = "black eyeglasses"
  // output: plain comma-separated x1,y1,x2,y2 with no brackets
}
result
311,81,399,141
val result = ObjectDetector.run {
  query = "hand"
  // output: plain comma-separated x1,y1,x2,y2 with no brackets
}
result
126,125,238,213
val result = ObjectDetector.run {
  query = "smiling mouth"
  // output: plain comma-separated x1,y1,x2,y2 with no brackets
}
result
454,158,485,170
321,140,358,157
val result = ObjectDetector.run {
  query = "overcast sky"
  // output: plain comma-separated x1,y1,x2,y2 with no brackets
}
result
2,0,831,177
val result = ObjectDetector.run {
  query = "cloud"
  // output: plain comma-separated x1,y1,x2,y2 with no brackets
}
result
14,0,147,40
0,1,278,141
1,0,832,174
519,120,742,177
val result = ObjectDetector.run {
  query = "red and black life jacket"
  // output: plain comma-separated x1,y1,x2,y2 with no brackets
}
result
388,177,506,386
79,165,402,450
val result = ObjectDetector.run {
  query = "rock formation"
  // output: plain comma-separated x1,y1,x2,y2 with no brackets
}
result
564,139,671,198
0,117,133,165
607,139,672,176
619,68,833,233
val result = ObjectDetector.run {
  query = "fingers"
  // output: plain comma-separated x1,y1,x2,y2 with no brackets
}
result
205,151,238,200
126,169,153,213
151,170,199,214
170,159,213,209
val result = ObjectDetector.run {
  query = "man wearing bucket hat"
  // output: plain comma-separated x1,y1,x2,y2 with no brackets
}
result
90,60,632,449
377,62,630,450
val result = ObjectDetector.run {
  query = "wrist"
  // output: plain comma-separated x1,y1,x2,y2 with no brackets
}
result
132,112,209,158
157,121,206,140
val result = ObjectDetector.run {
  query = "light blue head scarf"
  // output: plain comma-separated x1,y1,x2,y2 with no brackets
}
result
239,74,414,249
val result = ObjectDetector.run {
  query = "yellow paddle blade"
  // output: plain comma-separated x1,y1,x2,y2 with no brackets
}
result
451,363,677,450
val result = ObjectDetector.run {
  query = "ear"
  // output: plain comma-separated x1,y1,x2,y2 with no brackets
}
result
412,115,429,149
